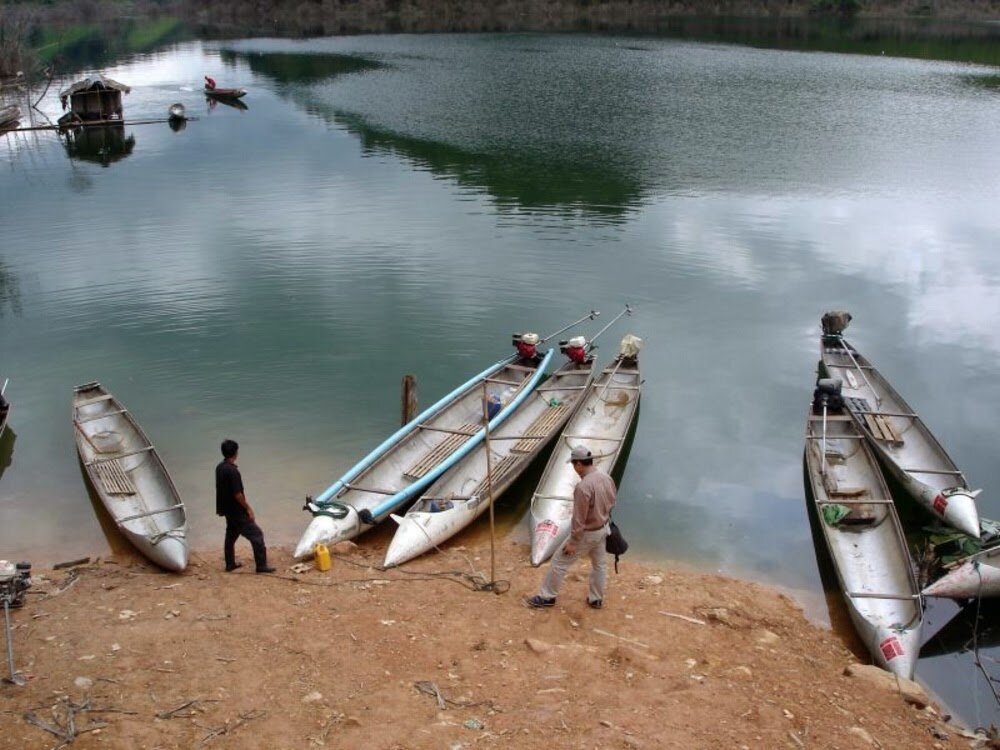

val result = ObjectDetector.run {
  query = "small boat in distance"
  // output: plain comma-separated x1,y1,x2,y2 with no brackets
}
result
203,75,246,100
205,88,247,99
529,333,642,566
819,311,981,537
805,376,922,679
72,382,188,572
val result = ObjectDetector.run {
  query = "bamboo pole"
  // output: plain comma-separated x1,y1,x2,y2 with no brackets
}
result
401,374,417,425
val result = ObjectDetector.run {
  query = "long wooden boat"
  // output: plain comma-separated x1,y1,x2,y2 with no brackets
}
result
383,351,596,568
293,349,555,559
923,543,1000,599
819,313,980,537
528,334,642,566
72,382,188,572
805,382,922,679
204,87,246,99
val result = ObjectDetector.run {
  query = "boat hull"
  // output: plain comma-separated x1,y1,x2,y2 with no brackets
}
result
820,334,980,537
923,546,1000,599
805,410,921,679
293,351,554,559
72,382,188,572
384,359,594,567
529,351,641,566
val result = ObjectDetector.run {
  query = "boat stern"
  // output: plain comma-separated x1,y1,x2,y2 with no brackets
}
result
383,513,433,568
936,489,981,538
923,558,1000,599
530,515,567,567
874,625,921,680
294,505,360,559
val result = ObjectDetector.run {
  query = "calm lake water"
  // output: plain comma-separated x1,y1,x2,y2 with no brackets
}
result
4,25,1000,727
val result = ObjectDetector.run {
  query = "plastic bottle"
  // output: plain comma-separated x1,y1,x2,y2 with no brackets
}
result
314,543,331,572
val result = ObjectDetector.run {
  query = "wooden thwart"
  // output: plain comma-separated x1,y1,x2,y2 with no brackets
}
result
404,423,479,479
511,405,568,453
93,458,136,496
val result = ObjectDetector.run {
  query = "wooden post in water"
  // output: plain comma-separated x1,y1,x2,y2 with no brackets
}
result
401,375,417,425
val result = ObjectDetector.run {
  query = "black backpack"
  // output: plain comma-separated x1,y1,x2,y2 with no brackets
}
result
606,520,629,573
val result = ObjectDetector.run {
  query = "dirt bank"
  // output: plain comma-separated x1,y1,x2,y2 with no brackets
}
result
0,541,973,749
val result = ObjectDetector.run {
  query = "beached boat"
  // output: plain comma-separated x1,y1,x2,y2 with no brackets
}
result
529,334,642,566
205,87,247,100
293,348,555,559
818,311,980,537
72,382,188,572
805,378,922,678
383,349,595,568
923,543,1000,599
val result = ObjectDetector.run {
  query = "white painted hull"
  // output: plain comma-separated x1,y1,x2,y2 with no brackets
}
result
384,359,594,567
923,545,1000,599
72,382,188,572
294,353,553,559
805,411,922,679
820,335,980,537
529,353,641,566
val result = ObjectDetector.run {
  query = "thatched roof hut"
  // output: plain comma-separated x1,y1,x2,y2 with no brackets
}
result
59,76,131,122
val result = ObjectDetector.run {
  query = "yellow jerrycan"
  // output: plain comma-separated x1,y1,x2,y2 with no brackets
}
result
314,543,332,572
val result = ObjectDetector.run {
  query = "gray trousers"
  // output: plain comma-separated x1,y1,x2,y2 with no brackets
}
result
539,525,610,602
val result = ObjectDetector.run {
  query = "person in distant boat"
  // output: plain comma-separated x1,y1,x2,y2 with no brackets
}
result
526,444,617,610
215,439,275,573
204,76,216,90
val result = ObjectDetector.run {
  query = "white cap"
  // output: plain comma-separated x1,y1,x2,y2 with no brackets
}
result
566,445,592,462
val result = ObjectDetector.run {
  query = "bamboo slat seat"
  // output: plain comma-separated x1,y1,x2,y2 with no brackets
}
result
404,423,479,480
472,455,520,497
94,457,136,496
511,405,569,453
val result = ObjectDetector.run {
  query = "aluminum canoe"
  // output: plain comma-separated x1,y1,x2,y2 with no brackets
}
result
529,346,641,566
820,333,980,537
294,350,554,559
72,382,188,572
383,356,595,568
805,409,922,679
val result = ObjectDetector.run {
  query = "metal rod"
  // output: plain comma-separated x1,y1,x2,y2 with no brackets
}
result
901,468,964,476
1,378,7,397
846,592,921,600
587,304,632,348
482,382,496,588
835,336,881,406
539,310,600,343
822,404,828,476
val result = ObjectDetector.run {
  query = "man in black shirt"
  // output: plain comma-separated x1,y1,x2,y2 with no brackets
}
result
216,439,275,573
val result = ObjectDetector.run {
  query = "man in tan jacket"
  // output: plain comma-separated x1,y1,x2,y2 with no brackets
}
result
527,444,617,609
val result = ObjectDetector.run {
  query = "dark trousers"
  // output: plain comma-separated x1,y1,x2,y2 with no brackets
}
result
224,514,268,570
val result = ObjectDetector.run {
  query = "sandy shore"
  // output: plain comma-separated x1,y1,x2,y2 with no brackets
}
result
0,540,972,750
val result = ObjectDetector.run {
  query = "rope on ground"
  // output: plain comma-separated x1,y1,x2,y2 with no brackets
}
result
270,551,510,595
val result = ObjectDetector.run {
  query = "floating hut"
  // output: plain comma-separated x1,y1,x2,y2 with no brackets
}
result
59,76,131,124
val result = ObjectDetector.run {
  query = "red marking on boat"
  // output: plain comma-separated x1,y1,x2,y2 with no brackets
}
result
536,520,558,538
933,495,948,515
879,636,905,661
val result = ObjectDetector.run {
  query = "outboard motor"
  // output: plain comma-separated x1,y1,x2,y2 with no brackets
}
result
821,310,852,338
512,332,540,363
560,335,589,364
812,377,844,415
